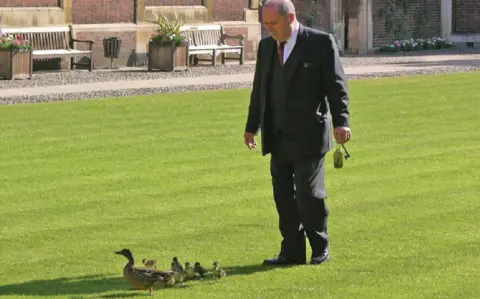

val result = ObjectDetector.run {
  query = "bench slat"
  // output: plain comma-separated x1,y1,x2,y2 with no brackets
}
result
45,33,50,50
51,32,57,49
52,33,59,49
47,33,52,49
183,30,195,46
39,32,43,50
41,32,47,50
64,31,69,49
31,32,37,49
36,32,41,50
195,30,221,46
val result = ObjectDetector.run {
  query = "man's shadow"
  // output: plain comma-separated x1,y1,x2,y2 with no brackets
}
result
0,274,138,297
224,263,298,276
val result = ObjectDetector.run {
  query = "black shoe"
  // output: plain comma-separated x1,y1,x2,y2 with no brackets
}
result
263,256,306,266
310,251,330,265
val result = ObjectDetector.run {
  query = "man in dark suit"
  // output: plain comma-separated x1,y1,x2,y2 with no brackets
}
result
244,0,351,266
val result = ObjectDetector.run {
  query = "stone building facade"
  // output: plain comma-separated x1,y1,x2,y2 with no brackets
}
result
0,0,261,68
0,0,478,69
268,0,479,55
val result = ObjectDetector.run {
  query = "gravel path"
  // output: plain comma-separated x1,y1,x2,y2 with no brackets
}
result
2,64,479,105
1,50,479,105
1,50,480,91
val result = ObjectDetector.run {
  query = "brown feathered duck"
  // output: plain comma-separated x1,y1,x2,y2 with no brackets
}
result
115,248,176,296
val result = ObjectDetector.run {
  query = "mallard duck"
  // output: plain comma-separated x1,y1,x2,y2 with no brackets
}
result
184,262,195,280
115,248,176,296
142,258,157,268
212,261,226,279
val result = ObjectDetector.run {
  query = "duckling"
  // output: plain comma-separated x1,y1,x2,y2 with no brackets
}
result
193,261,207,279
184,262,195,280
115,248,176,296
212,261,226,279
170,261,184,283
172,257,184,274
142,258,157,269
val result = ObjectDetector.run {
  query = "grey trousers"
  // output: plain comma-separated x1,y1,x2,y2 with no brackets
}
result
269,133,330,261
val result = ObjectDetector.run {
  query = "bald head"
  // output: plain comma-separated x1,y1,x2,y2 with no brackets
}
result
263,0,296,16
262,0,297,42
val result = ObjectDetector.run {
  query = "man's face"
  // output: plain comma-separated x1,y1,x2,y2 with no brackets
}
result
262,6,294,42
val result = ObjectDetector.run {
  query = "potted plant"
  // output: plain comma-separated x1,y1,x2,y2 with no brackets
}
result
0,31,33,80
148,14,189,72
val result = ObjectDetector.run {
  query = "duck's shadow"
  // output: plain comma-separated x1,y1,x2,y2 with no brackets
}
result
0,264,283,296
0,274,131,297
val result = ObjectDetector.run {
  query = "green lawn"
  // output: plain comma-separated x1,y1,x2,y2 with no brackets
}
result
0,72,479,299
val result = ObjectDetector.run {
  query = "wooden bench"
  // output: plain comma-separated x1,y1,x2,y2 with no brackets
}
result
181,24,245,66
0,25,94,72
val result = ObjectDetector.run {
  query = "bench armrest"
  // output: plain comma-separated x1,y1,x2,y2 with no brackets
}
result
72,39,94,44
220,34,245,45
71,39,95,50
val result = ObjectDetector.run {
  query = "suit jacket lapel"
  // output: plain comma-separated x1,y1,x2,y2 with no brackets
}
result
283,24,308,85
259,38,275,113
261,38,275,86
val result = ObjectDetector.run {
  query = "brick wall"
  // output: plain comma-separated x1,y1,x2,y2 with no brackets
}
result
144,0,202,5
72,0,135,24
214,0,249,21
292,0,330,31
0,0,58,7
372,0,441,47
453,0,480,33
74,31,137,68
223,26,254,58
222,25,262,60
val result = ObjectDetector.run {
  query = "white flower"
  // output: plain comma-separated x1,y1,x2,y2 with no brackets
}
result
168,35,173,41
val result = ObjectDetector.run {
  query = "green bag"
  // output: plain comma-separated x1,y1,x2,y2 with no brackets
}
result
333,145,343,169
333,142,351,169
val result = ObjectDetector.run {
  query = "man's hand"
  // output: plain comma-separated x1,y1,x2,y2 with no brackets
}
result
244,132,257,149
334,127,352,145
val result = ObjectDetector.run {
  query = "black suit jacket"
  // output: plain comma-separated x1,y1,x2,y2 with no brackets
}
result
245,24,350,157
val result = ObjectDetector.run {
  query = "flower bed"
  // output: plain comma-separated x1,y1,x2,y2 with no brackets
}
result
379,37,454,53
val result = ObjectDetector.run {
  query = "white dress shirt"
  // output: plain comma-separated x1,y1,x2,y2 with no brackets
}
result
278,21,300,64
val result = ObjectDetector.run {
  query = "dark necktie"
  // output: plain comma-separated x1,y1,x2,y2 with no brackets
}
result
278,41,286,66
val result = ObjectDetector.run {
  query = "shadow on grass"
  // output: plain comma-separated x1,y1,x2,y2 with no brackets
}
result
0,274,130,297
224,263,297,276
100,292,147,298
384,59,480,67
0,265,290,296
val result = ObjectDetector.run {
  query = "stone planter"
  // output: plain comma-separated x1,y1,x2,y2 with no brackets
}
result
0,49,33,80
148,42,188,72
